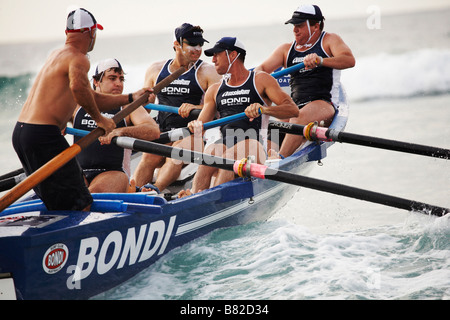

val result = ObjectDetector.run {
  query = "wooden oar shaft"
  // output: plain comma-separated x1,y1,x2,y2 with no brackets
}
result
113,137,448,217
0,67,186,212
0,145,81,211
268,121,450,159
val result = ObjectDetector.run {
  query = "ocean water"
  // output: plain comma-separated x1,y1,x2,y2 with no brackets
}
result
1,9,449,300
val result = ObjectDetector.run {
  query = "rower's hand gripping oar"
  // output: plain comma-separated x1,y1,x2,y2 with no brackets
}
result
269,120,450,160
112,137,449,217
0,67,186,212
270,62,305,78
142,104,262,144
142,63,304,143
0,62,298,192
66,108,262,145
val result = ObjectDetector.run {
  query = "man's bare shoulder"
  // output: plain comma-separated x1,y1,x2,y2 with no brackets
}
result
146,60,167,75
199,60,215,69
274,42,293,54
322,32,345,45
199,61,218,73
144,60,167,87
254,69,275,82
205,80,221,95
198,61,221,86
47,45,90,75
62,45,89,62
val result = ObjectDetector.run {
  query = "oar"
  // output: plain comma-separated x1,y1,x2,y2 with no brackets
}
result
145,104,261,144
270,62,305,78
0,67,186,212
67,107,260,144
0,168,26,192
269,120,450,160
0,172,26,193
140,63,303,143
144,103,201,121
0,168,24,181
112,136,449,217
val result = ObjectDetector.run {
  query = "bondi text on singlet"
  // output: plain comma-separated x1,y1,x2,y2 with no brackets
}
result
215,71,266,138
156,59,205,131
73,107,127,171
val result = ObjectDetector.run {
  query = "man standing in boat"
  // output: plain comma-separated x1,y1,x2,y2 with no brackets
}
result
255,4,355,157
179,37,299,196
12,8,153,211
72,59,160,193
132,23,221,193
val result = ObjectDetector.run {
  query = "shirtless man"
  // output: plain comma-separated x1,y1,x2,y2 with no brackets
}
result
255,4,355,157
180,37,299,196
12,8,152,211
132,23,221,193
72,59,160,193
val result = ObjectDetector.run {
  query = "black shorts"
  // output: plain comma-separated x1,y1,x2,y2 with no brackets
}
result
12,122,93,211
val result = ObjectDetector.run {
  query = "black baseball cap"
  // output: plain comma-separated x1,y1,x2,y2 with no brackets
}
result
285,4,324,25
204,37,246,57
174,23,209,45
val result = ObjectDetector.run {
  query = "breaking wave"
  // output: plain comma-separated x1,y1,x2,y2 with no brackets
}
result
342,49,450,102
1,49,450,111
0,74,33,111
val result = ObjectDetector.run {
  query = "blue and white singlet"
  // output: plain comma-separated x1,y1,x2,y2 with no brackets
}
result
73,107,131,176
215,70,268,145
156,59,205,131
286,31,341,107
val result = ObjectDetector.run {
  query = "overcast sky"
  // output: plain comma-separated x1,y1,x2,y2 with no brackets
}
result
1,0,449,44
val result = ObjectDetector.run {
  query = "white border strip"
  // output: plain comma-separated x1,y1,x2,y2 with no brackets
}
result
175,182,285,236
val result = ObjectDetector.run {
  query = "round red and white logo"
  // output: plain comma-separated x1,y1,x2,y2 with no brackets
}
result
43,243,69,274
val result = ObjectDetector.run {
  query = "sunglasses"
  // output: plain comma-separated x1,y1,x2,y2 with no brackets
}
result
182,40,204,47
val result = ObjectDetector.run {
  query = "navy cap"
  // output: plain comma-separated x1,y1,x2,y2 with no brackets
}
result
285,4,324,25
174,23,209,45
204,37,246,57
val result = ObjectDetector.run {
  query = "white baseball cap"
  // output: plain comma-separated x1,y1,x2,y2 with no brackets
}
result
94,59,124,76
66,8,103,33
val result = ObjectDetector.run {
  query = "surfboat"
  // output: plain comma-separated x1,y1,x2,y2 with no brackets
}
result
0,77,349,300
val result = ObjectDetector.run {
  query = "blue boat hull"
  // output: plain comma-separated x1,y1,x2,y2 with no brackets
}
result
0,86,348,300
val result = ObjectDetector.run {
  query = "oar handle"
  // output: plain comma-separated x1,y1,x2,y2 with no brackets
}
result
270,62,305,78
153,109,261,144
144,103,201,120
68,109,256,144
